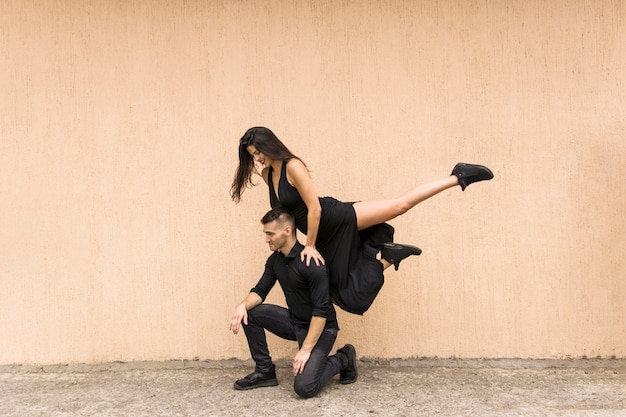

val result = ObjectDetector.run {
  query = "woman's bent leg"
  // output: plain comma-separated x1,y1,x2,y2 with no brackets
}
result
353,176,458,230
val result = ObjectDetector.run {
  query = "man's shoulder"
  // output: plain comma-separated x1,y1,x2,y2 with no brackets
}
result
291,257,328,277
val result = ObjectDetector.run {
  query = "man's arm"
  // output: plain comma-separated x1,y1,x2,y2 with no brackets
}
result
229,256,278,335
228,292,262,335
292,315,326,376
292,257,333,376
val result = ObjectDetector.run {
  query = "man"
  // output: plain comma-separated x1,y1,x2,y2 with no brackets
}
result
228,206,357,398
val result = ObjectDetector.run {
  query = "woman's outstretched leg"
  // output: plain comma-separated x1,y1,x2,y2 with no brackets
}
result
354,176,458,230
353,163,493,230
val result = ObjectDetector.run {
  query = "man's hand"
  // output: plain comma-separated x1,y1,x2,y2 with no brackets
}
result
228,303,248,335
228,293,262,335
300,245,325,267
293,316,326,375
292,349,311,376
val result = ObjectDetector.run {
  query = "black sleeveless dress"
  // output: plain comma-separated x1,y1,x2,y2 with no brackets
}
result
269,161,394,315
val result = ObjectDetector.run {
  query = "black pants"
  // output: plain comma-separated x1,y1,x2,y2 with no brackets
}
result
243,304,344,398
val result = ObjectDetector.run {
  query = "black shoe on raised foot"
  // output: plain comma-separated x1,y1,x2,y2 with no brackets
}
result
381,242,422,271
233,369,278,390
337,344,358,384
451,163,494,191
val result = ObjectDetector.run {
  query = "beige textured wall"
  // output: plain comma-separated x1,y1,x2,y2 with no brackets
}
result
1,0,624,365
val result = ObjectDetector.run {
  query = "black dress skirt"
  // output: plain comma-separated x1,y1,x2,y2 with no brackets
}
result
269,162,394,315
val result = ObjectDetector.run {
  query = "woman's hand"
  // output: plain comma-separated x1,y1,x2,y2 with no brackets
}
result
300,245,325,267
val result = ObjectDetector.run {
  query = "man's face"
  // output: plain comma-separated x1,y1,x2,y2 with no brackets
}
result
263,220,290,252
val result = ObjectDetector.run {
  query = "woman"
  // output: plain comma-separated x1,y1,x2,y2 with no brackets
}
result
231,127,493,314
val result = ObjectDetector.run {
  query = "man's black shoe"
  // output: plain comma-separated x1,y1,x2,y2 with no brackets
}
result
233,370,278,390
337,344,358,384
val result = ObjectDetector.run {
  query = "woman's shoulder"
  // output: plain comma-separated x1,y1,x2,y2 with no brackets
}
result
285,158,312,187
285,157,307,172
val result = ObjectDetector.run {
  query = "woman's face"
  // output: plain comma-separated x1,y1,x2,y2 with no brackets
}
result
247,145,272,168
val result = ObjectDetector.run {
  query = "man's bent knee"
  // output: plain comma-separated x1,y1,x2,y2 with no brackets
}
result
293,378,319,399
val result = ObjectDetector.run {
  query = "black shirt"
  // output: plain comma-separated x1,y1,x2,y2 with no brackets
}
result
251,241,338,329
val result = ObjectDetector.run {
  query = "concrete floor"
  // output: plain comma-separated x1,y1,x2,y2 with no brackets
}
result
1,359,625,416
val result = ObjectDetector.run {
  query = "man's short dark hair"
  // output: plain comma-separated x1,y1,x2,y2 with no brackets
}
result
261,206,295,231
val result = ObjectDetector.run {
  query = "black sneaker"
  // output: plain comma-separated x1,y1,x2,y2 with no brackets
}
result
337,344,358,384
233,370,278,390
451,162,494,191
381,242,422,271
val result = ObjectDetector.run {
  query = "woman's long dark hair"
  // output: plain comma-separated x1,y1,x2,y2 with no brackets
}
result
230,127,303,202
